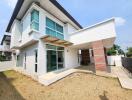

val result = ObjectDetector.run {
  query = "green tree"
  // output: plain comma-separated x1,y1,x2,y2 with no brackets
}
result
126,47,132,57
107,44,124,56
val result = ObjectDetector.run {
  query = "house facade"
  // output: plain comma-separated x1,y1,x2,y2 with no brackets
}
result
6,0,116,78
0,34,12,61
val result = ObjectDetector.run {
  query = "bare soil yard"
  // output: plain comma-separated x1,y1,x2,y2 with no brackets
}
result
0,70,132,100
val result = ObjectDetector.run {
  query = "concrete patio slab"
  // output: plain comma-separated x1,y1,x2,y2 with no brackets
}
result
38,67,93,86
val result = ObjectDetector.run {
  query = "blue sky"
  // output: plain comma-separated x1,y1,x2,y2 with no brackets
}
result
0,0,132,51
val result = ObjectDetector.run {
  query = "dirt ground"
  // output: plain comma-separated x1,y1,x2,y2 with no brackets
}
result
0,70,132,100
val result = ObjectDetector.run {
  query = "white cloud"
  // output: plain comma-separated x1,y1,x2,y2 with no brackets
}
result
6,0,17,8
115,17,126,26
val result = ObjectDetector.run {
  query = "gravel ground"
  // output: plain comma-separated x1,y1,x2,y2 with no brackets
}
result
0,70,132,100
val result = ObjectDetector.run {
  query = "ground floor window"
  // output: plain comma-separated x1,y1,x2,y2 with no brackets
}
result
16,55,20,66
46,44,64,72
24,53,27,70
35,49,38,73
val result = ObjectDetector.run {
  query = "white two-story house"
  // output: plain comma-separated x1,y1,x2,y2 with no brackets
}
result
6,0,116,84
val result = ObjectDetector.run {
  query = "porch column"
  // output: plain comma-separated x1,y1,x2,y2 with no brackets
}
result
92,40,107,71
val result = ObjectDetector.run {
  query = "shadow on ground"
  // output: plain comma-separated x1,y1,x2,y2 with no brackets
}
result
99,91,109,100
0,72,25,100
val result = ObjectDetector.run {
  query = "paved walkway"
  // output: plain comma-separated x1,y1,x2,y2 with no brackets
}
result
112,67,132,90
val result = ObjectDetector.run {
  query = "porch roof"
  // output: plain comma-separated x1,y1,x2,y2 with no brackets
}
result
41,35,73,46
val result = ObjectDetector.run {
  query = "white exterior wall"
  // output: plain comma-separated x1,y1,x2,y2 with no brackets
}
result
0,61,15,72
38,40,47,75
3,41,10,50
17,44,38,75
69,20,116,45
10,20,22,48
65,48,79,68
22,4,46,36
21,12,31,44
65,23,78,40
107,55,124,66
16,41,47,76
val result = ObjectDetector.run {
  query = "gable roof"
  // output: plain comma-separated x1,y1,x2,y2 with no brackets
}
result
6,0,83,32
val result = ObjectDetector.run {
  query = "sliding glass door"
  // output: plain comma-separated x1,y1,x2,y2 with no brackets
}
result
46,44,64,72
58,51,64,69
47,50,57,72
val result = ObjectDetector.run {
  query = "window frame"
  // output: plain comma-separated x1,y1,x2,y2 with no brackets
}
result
30,9,39,31
45,17,64,39
46,44,65,72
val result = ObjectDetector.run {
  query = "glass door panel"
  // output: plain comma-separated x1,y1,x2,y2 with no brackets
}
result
57,51,64,69
47,50,57,72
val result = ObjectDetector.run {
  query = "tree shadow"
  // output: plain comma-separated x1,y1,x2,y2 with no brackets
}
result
0,72,25,100
99,91,109,100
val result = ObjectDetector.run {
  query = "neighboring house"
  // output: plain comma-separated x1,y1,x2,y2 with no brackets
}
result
6,0,116,78
0,34,12,61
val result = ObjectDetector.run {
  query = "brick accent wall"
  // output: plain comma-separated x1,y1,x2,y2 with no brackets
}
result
92,40,107,71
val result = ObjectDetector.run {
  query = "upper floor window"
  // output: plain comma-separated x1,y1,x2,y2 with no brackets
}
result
46,17,64,40
31,9,39,31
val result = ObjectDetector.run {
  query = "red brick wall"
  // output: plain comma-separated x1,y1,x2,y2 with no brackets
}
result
92,40,107,71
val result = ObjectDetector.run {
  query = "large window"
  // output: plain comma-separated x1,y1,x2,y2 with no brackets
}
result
46,44,64,72
46,17,64,40
31,9,39,31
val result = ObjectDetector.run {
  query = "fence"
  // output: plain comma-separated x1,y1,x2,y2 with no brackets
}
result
122,57,132,73
107,55,124,66
0,61,15,72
